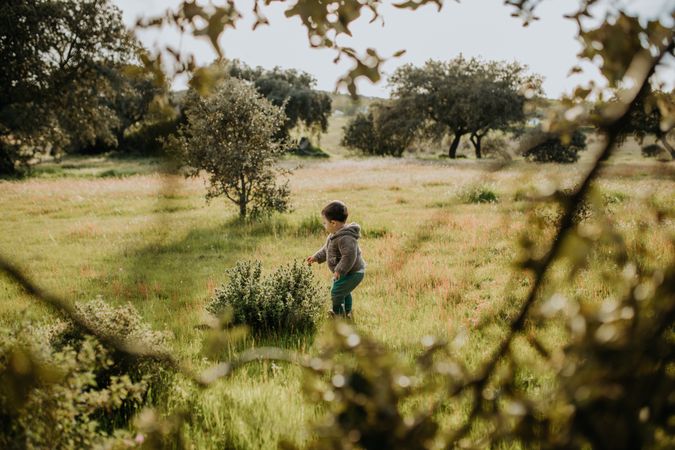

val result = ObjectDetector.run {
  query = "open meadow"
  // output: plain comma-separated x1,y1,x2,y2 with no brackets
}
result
1,141,673,448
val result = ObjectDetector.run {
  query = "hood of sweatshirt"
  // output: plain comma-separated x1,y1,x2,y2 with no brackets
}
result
330,223,361,240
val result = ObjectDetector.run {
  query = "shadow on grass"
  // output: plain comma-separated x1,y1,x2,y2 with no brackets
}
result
91,208,335,353
96,216,299,328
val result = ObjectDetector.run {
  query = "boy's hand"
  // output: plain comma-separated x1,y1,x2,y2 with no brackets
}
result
305,256,316,265
333,272,341,281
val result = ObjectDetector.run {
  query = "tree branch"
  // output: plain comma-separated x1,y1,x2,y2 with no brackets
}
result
443,35,674,448
0,254,306,387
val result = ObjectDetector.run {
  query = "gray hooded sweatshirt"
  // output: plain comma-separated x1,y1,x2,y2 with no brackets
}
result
312,223,366,275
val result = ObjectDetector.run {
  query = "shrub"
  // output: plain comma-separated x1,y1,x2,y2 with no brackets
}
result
341,112,379,154
290,137,330,158
362,226,389,238
122,116,182,156
341,100,422,157
0,299,173,449
59,298,173,389
641,144,663,158
521,128,587,163
207,260,323,336
462,185,500,204
481,133,513,160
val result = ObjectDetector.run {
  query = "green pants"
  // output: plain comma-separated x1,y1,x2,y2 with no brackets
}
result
331,271,365,315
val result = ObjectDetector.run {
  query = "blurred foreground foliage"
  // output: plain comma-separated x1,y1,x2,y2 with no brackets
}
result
0,299,173,449
277,186,674,449
1,0,674,449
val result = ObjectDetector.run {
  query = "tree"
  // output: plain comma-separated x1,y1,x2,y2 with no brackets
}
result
388,56,538,158
341,112,378,155
75,62,171,155
0,0,137,174
614,85,675,158
105,64,170,151
466,63,542,158
341,98,423,156
170,78,291,219
229,61,332,141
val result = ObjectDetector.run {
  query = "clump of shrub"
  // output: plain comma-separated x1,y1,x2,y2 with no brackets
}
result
602,191,627,205
362,226,389,238
207,260,323,336
62,299,173,387
461,185,500,204
481,133,513,160
0,298,173,449
641,144,663,158
521,128,587,163
122,116,182,156
341,100,422,157
290,137,330,158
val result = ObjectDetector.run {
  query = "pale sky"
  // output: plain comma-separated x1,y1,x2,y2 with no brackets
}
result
114,0,675,98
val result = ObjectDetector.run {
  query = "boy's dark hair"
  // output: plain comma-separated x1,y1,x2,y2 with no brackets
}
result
322,200,348,222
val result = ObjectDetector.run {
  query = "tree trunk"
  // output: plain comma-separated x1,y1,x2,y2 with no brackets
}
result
0,147,18,176
659,135,675,158
470,133,483,159
115,128,126,152
448,133,463,158
239,176,247,219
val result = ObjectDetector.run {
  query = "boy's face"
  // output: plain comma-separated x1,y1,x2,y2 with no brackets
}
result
322,216,343,234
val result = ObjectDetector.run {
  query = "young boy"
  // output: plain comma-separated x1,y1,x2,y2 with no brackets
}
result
306,200,366,319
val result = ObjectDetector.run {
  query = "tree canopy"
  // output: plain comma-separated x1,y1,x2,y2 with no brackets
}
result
228,61,332,141
170,78,291,219
614,85,675,158
342,98,423,157
388,56,540,158
0,0,151,174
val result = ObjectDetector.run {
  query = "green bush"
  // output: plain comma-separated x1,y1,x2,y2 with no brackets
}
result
289,137,330,158
341,112,379,154
462,185,500,204
207,260,323,336
362,226,389,238
522,129,587,163
59,298,173,390
0,299,173,449
121,117,182,156
341,100,422,157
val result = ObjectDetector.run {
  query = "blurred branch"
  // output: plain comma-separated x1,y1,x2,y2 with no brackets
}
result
0,254,195,370
444,33,674,448
0,254,305,387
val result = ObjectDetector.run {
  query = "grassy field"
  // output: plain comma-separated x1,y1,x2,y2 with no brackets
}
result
1,142,674,448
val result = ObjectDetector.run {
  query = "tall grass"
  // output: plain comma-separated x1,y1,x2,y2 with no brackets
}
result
1,153,672,448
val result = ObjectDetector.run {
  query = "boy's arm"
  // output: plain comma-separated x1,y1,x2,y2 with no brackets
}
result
312,241,328,264
334,236,358,275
